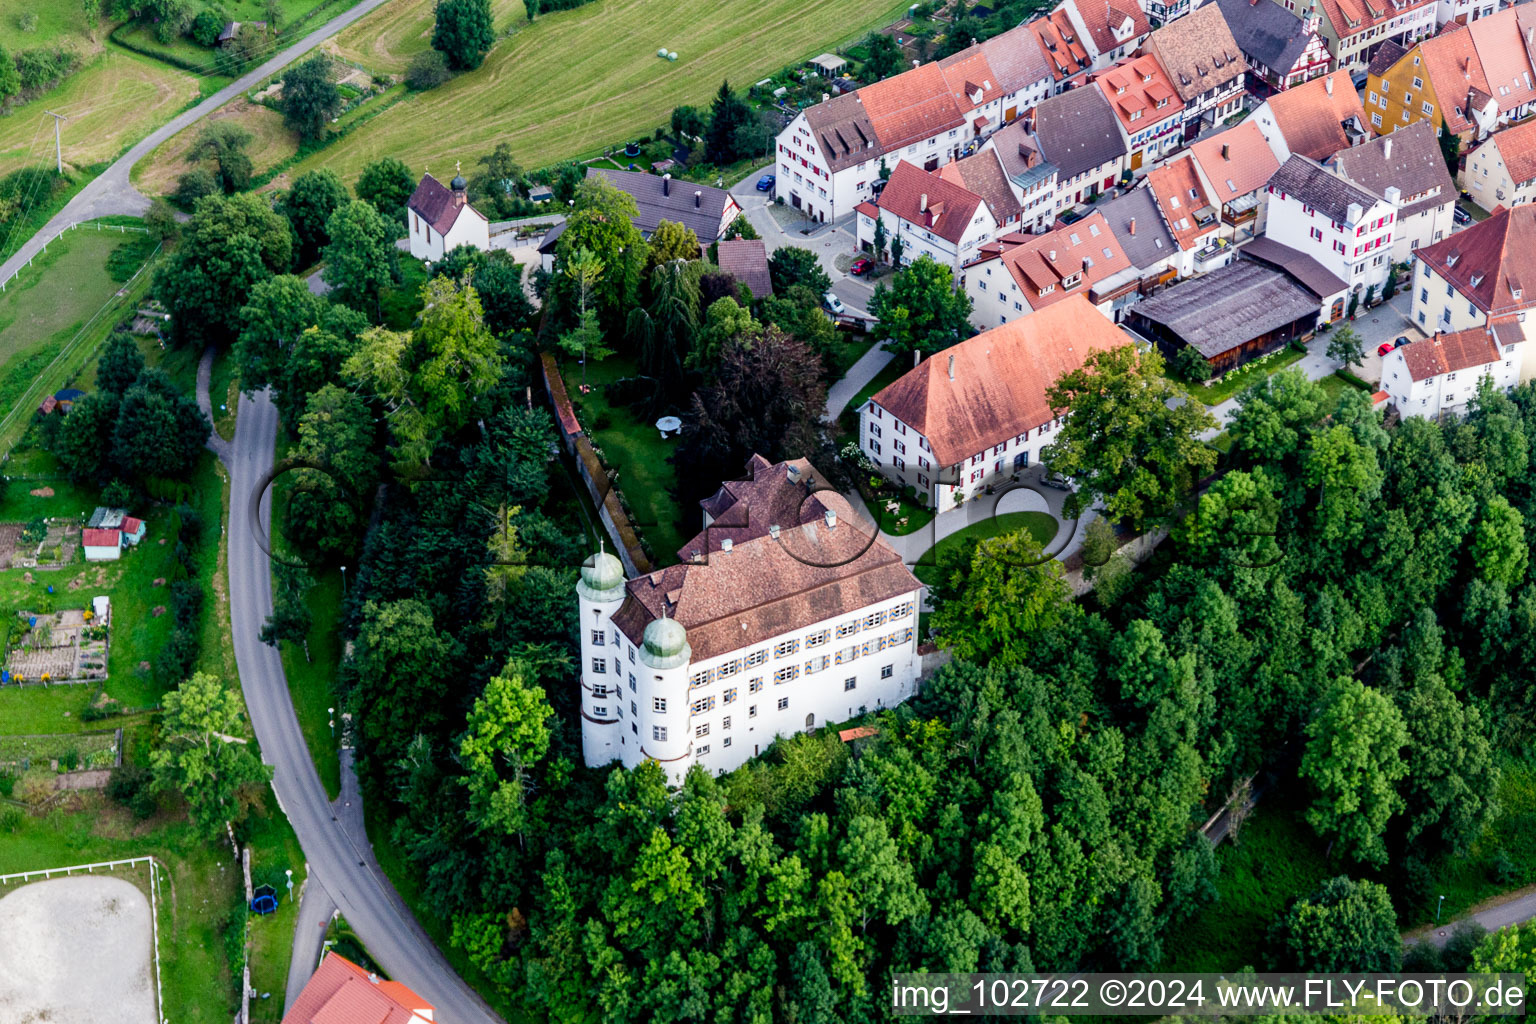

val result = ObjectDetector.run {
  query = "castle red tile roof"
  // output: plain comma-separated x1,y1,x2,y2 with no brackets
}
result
1396,326,1504,382
1261,70,1367,160
610,457,921,663
282,953,434,1024
860,63,968,153
1315,0,1434,44
1414,203,1536,318
869,294,1129,465
877,160,987,244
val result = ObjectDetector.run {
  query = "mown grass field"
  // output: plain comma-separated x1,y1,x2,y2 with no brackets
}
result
132,99,298,196
188,0,911,189
0,51,201,177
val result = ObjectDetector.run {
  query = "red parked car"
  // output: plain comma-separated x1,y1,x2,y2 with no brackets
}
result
849,257,873,276
1377,342,1396,357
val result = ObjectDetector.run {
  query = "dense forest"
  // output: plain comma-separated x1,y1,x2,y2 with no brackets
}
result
131,161,1536,1019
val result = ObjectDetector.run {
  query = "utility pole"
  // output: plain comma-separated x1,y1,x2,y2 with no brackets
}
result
45,111,66,174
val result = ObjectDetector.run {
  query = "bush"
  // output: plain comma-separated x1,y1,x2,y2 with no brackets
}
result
101,479,134,507
79,696,123,722
18,12,37,32
405,50,451,91
175,167,220,208
190,9,224,47
107,762,157,819
14,47,79,92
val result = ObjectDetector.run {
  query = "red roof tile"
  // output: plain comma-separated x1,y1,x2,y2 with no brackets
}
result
980,210,1134,307
82,529,120,548
870,295,1129,465
1468,7,1536,116
1262,70,1368,160
1188,121,1281,204
860,63,967,152
1073,0,1152,57
1483,116,1536,185
283,953,434,1024
1396,326,1503,382
1145,156,1220,251
877,160,987,244
1030,10,1093,82
1415,203,1536,316
1417,24,1491,135
1093,54,1186,133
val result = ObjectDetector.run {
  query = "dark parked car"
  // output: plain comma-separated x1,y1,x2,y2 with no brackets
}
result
756,174,776,191
1454,206,1472,225
1395,335,1411,349
849,257,873,275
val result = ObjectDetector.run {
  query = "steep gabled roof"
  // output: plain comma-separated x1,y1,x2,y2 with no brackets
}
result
975,27,1054,94
1269,153,1384,223
1096,186,1178,270
1396,326,1504,381
1220,0,1321,78
586,168,734,240
1314,0,1435,43
282,953,434,1024
860,63,968,152
1416,24,1491,136
982,210,1134,306
1033,85,1128,177
1467,7,1536,116
1415,203,1536,316
938,147,1023,224
407,173,481,236
870,295,1128,465
714,239,773,299
1071,0,1153,58
1262,70,1368,160
878,160,987,243
1030,8,1094,82
1326,119,1453,220
1368,39,1409,78
1141,3,1246,103
988,118,1059,191
1188,121,1282,204
801,90,882,173
1093,54,1186,132
1144,155,1220,251
1480,115,1536,185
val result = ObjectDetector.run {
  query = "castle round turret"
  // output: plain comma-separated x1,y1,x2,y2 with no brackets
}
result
578,550,625,602
641,616,690,669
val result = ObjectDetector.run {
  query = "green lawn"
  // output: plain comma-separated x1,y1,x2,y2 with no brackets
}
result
823,334,876,386
1161,792,1334,972
209,346,240,442
291,0,912,180
568,355,690,566
912,510,1059,587
1184,345,1308,406
0,787,304,1024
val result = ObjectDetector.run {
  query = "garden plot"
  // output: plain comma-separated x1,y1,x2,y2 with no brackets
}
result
0,520,79,568
0,875,156,1024
6,608,108,684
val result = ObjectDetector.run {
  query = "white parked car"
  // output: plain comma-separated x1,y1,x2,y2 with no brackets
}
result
823,291,845,315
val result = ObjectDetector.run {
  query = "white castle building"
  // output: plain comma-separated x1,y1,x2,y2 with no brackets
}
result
576,455,924,781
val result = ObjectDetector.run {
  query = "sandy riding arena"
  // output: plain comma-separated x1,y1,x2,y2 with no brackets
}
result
0,875,156,1024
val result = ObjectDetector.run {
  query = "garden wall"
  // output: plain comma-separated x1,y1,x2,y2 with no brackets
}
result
539,353,654,578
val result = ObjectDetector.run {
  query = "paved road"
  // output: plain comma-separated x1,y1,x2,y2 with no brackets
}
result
223,389,503,1024
1416,887,1536,949
0,0,395,285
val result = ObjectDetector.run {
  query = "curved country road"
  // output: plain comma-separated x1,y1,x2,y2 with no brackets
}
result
225,387,503,1022
0,0,394,284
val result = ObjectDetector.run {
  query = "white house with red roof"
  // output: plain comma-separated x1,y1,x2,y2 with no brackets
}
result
1381,326,1521,418
1409,203,1536,346
83,529,121,562
406,170,490,262
1263,153,1399,303
859,295,1130,506
282,952,434,1024
1463,116,1536,212
854,159,1010,278
962,210,1141,325
774,24,1054,224
1093,54,1187,173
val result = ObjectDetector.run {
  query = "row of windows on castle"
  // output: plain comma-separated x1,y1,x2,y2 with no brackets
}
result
587,601,915,682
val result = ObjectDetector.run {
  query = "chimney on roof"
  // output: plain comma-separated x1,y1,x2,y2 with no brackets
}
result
1048,249,1057,260
919,193,928,212
1384,184,1401,205
769,524,780,539
695,190,702,208
824,509,837,530
1128,216,1136,234
662,174,671,196
721,537,733,553
948,353,955,379
369,973,380,985
1383,137,1393,160
1347,201,1362,223
1221,143,1230,160
1325,74,1334,95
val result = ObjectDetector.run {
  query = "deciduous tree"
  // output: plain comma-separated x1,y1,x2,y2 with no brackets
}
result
322,200,397,315
460,662,554,836
356,157,416,225
767,246,831,296
281,169,349,267
1301,678,1407,867
280,55,343,141
150,672,271,837
186,121,253,194
1268,876,1401,972
154,192,293,348
867,254,972,359
432,0,495,70
930,528,1068,663
1326,323,1365,369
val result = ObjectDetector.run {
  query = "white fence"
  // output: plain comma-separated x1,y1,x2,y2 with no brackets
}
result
0,220,152,292
0,855,166,1023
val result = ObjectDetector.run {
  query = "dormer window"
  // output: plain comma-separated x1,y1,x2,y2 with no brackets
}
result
1470,272,1484,287
1062,273,1082,288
